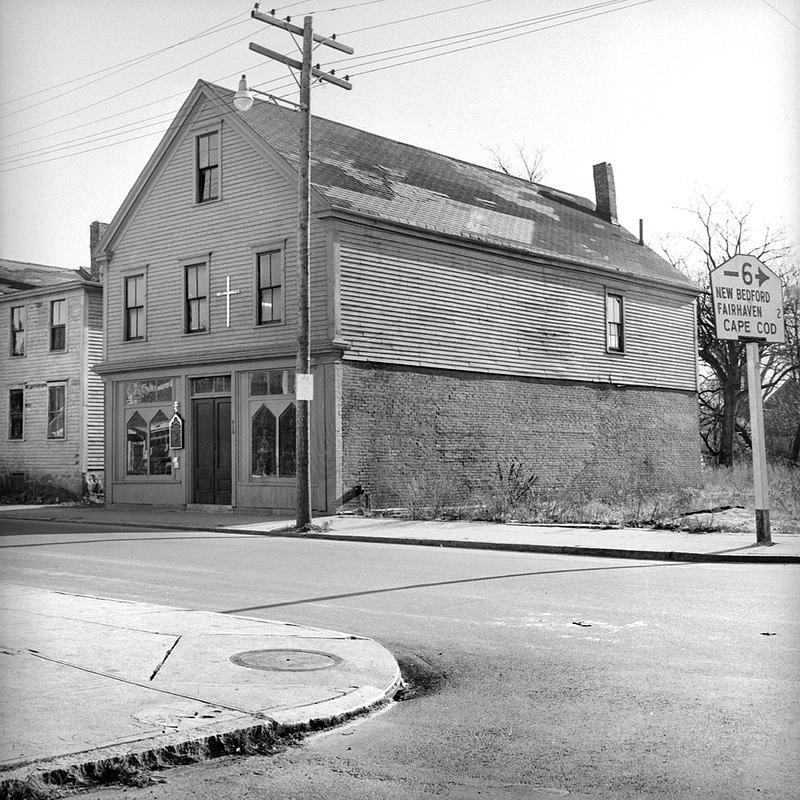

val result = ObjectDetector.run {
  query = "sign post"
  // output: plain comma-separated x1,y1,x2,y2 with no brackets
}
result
709,255,785,545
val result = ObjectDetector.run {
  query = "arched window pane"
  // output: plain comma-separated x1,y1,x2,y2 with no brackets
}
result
278,404,296,477
127,412,147,475
252,405,276,477
149,410,172,475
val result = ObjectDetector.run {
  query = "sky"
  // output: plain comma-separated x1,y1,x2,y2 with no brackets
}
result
0,0,798,270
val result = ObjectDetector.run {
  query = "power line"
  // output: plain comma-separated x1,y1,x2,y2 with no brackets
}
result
350,1,656,78
316,0,639,72
281,0,395,14
1,0,655,171
0,26,264,143
0,8,250,112
340,0,495,36
760,0,800,31
0,94,239,174
0,0,536,152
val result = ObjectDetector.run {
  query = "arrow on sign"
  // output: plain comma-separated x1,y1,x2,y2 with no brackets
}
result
722,263,771,287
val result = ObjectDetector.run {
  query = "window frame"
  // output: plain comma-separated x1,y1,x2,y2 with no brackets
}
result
8,388,24,440
10,305,25,356
255,248,285,325
46,383,66,440
124,271,146,341
195,129,220,204
246,368,296,482
184,261,209,334
122,378,176,479
605,292,625,354
50,298,66,352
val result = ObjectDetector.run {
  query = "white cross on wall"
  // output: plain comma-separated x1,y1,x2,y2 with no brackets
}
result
215,275,241,328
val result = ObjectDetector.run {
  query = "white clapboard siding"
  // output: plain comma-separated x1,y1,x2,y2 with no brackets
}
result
0,283,98,487
85,289,105,470
337,224,697,391
105,99,330,370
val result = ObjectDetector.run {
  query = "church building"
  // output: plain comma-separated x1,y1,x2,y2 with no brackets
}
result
94,79,700,512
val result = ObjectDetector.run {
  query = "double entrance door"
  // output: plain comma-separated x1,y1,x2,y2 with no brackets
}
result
192,397,231,505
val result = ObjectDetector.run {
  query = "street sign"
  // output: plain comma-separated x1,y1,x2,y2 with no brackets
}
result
709,255,785,342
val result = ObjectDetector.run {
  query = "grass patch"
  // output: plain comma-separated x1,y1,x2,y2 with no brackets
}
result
380,461,799,532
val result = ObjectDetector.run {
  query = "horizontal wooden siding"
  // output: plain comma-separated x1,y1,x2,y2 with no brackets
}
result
337,225,697,391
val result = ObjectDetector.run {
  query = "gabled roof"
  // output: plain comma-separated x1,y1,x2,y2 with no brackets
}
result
0,259,94,296
101,79,695,292
202,81,693,291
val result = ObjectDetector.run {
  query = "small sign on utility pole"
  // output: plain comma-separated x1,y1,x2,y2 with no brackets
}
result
709,255,785,545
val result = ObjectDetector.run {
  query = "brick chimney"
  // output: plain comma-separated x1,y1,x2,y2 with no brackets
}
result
89,220,109,282
592,162,618,225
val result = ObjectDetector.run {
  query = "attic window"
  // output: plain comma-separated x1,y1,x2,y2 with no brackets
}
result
196,131,219,202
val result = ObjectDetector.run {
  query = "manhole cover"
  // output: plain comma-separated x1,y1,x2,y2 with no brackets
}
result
230,648,343,672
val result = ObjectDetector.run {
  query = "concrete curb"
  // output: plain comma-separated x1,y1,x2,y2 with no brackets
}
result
1,511,797,564
0,671,401,797
247,529,800,564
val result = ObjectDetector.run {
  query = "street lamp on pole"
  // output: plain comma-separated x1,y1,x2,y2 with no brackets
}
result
237,12,352,530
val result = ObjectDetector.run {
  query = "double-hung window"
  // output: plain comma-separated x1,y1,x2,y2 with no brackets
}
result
185,263,208,333
9,389,23,440
50,299,66,351
606,293,625,353
10,306,25,356
125,274,145,340
196,131,219,203
257,250,283,324
47,384,66,439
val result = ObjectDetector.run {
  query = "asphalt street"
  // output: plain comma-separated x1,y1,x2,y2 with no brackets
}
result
1,519,798,799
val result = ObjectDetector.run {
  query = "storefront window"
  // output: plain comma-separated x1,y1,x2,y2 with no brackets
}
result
249,368,296,480
127,412,147,475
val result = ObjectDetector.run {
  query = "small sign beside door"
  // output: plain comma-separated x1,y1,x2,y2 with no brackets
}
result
169,412,184,449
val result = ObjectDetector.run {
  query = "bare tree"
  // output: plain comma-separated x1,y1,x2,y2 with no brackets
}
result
483,139,547,183
662,194,797,466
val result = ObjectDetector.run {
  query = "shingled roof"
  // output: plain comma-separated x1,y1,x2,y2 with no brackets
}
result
201,81,693,291
0,259,93,296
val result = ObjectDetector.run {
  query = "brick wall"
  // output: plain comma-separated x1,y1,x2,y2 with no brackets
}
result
341,361,701,506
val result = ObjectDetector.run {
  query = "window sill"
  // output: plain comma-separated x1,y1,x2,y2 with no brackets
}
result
255,320,286,329
122,476,177,482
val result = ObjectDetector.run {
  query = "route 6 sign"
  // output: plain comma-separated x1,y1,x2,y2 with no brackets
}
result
709,255,785,343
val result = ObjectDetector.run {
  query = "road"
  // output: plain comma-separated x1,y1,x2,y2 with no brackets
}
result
1,518,798,799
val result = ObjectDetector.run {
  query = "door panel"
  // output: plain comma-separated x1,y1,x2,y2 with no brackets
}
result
192,398,231,505
215,400,231,503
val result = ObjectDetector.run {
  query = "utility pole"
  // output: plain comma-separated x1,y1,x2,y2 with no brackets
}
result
247,9,353,529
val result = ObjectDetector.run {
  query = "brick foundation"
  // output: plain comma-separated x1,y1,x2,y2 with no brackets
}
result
341,361,701,506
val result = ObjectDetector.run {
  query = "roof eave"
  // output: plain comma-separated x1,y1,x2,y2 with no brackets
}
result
319,207,701,296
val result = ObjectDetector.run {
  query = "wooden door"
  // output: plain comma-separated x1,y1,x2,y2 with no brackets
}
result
192,398,231,505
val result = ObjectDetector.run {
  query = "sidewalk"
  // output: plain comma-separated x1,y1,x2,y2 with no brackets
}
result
1,502,799,563
1,506,797,794
0,584,401,794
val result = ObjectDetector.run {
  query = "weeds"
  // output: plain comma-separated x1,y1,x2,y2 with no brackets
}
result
381,461,798,531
